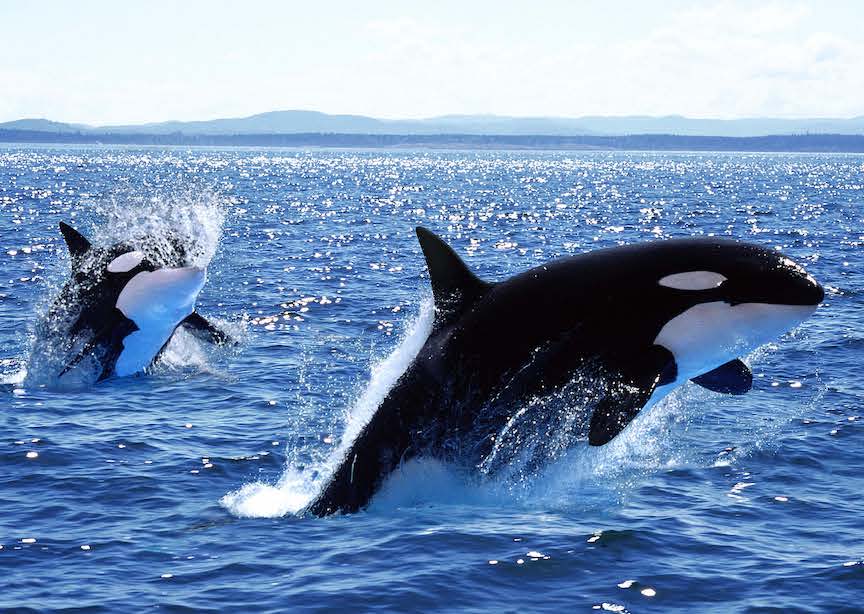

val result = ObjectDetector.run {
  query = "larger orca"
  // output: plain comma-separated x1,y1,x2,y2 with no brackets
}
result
305,228,824,516
33,221,232,382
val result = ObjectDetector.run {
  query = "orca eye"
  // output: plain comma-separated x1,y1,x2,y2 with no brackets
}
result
107,251,145,273
659,271,727,290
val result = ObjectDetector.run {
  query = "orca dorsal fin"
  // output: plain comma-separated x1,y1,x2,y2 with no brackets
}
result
416,227,491,326
59,222,92,261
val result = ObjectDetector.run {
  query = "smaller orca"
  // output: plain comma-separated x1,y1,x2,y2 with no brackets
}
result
34,221,233,382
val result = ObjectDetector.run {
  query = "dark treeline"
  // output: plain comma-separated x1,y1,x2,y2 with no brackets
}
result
2,129,864,152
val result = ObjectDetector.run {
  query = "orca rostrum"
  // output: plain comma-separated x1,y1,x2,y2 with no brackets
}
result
305,228,824,516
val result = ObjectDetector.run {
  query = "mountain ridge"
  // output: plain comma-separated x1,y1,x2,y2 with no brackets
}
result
4,110,864,137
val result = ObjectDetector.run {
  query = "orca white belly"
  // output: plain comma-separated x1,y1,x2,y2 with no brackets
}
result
114,266,206,377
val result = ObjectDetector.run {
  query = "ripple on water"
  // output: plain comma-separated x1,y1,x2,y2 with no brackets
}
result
0,148,859,611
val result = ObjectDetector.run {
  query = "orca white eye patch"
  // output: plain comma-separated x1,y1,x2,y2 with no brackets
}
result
107,251,145,273
659,270,727,290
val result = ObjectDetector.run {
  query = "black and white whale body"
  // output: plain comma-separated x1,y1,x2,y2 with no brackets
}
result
34,222,232,382
305,228,824,516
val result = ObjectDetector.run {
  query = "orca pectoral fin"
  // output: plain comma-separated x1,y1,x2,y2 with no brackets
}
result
179,311,236,345
588,345,677,446
588,384,653,446
60,310,138,381
691,359,752,395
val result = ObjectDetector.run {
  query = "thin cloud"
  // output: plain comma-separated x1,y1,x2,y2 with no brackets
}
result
0,0,861,123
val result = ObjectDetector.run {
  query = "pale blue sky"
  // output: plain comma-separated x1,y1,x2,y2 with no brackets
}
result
1,0,862,124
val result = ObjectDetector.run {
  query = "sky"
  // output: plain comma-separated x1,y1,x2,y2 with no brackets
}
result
1,0,863,125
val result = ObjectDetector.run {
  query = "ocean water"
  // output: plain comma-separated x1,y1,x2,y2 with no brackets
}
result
0,145,861,613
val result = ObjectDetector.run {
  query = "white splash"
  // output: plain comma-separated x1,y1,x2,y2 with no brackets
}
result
220,298,435,519
94,188,226,267
220,468,315,519
155,318,245,377
338,298,435,450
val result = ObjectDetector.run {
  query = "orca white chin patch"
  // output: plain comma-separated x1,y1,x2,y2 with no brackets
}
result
659,271,727,290
107,251,145,273
654,301,817,380
114,266,206,376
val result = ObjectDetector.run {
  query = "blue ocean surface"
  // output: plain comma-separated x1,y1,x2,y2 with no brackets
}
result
0,145,861,612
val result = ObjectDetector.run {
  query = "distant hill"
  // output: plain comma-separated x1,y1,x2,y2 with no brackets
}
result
3,110,864,137
0,118,87,133
102,110,389,135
